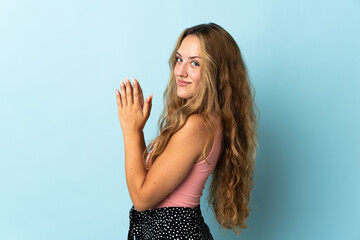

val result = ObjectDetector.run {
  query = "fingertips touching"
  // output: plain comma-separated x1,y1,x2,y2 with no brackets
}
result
147,94,153,102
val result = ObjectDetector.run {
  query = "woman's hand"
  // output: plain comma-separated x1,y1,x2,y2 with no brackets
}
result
116,77,152,135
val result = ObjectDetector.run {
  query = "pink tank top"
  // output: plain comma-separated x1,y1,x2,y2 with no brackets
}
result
146,115,222,209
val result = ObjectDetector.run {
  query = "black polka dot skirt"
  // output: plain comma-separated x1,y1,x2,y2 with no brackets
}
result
127,205,214,240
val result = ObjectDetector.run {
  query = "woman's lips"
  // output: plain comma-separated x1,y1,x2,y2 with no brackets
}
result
177,79,191,87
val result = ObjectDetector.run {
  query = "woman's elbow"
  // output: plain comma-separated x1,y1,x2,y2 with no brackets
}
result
132,195,152,212
133,200,150,212
133,204,147,212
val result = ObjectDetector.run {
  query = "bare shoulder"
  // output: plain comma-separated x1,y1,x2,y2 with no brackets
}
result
180,114,209,140
162,113,209,163
184,113,220,135
184,113,207,129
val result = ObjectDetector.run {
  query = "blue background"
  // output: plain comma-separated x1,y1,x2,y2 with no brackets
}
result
1,0,359,239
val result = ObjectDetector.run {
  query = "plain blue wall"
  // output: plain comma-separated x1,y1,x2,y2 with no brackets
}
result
1,0,359,239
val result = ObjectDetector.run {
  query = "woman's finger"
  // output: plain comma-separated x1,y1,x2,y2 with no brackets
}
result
120,81,127,106
137,79,145,108
116,89,122,108
143,94,153,121
133,78,140,107
125,77,133,105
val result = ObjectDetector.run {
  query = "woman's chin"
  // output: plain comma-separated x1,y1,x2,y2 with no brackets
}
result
177,92,193,100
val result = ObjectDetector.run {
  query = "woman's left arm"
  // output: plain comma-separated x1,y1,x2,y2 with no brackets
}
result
115,77,152,203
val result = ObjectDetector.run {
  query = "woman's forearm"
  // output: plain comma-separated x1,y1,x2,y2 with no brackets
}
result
123,130,147,204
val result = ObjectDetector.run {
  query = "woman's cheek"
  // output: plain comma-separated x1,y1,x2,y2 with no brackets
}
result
190,70,201,82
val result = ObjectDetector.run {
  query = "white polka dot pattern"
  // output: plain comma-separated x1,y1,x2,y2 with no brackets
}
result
127,205,214,239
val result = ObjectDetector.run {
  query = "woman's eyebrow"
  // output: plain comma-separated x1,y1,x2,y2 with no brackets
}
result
176,52,202,59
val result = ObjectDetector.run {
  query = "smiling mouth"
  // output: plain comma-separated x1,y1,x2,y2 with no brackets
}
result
177,80,191,87
178,79,191,84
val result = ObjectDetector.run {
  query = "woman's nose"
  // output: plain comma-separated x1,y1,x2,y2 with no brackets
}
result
176,63,188,78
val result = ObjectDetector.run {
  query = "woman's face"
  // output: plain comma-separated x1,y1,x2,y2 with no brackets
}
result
174,35,202,100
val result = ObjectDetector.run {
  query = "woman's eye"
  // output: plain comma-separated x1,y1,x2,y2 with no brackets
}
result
191,61,200,66
176,57,182,62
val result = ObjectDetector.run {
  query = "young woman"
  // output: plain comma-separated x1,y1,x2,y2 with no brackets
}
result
116,23,257,239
